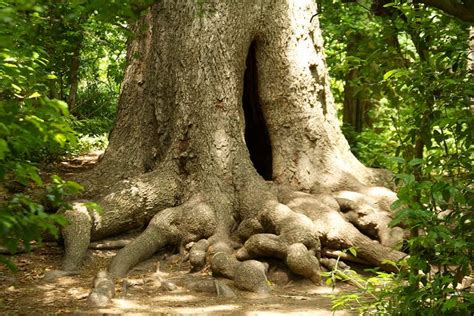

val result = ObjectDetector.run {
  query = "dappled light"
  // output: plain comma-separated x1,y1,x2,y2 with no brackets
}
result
1,0,471,314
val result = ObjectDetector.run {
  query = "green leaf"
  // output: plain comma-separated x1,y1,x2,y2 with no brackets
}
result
51,100,69,116
408,158,423,166
84,202,102,214
381,259,398,268
11,83,21,91
0,255,17,271
29,171,43,186
383,69,401,80
0,139,9,159
27,92,41,99
389,157,405,164
53,133,67,147
441,298,458,312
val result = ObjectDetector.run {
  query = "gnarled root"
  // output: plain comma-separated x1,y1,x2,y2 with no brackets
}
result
87,271,115,308
107,195,216,278
87,195,217,306
277,188,406,271
42,168,180,285
234,201,323,285
63,173,407,305
61,203,92,271
333,188,405,248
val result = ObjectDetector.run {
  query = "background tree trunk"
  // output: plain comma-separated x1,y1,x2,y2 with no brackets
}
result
67,39,82,115
469,26,474,114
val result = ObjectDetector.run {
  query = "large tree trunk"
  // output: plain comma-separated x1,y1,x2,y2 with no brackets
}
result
56,0,406,306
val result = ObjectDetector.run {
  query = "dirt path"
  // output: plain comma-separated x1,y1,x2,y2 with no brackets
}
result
0,244,354,315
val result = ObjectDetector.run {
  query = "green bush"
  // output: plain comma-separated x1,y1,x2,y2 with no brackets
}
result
0,2,82,269
321,0,473,314
0,177,84,270
73,68,120,136
70,133,109,156
74,84,118,120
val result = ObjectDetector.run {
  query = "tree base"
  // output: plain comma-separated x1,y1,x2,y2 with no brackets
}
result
57,165,406,306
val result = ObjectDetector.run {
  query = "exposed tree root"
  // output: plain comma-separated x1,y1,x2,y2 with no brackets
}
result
333,188,405,247
59,166,180,272
87,271,115,308
61,203,92,271
108,195,216,278
277,188,406,271
54,169,407,307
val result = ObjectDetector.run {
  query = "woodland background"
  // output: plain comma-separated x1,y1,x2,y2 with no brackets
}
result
0,0,472,314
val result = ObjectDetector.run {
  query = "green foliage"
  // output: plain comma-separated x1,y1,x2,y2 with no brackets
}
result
325,267,400,314
321,248,399,314
386,157,473,314
0,0,146,269
0,177,84,269
326,249,472,315
322,0,473,314
70,134,109,156
73,84,119,135
321,0,472,168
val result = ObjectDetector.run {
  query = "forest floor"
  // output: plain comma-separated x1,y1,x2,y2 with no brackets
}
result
0,151,356,315
0,243,355,315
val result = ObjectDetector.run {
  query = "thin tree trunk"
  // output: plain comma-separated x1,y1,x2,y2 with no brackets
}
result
343,68,368,133
469,26,474,114
68,38,82,115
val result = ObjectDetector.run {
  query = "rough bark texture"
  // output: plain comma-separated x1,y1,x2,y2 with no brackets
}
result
469,26,474,114
67,39,81,115
55,0,406,305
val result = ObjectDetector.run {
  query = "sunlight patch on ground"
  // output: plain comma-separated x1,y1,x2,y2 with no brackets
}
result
305,285,341,294
66,287,89,299
100,302,241,315
244,309,350,316
172,304,241,314
152,294,200,302
111,298,150,310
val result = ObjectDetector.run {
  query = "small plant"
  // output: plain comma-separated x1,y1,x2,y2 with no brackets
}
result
0,176,85,270
68,133,109,156
322,248,401,315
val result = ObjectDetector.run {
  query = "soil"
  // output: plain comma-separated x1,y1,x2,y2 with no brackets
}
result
0,151,356,315
0,241,361,315
0,243,357,315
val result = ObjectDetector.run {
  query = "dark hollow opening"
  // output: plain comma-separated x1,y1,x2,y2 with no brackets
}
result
242,41,273,180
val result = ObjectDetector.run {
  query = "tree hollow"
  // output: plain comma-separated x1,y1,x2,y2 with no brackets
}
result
243,41,273,180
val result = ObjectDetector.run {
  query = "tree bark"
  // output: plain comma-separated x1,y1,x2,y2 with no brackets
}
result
469,26,474,114
67,39,82,115
54,0,405,305
418,0,474,23
343,68,372,134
